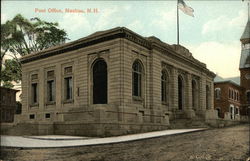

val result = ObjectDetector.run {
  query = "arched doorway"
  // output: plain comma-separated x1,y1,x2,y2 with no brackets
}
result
92,59,107,104
178,76,184,110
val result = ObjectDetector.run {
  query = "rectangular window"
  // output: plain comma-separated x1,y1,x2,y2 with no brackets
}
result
29,114,35,119
64,77,73,100
47,80,55,102
45,113,50,118
31,83,38,104
247,92,250,103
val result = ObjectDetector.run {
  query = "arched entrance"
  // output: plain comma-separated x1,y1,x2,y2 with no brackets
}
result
92,59,107,104
178,76,184,110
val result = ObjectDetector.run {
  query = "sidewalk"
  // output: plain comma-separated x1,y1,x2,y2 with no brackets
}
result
1,128,205,148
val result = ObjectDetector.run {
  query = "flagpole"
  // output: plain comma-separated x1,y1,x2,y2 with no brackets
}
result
177,0,180,45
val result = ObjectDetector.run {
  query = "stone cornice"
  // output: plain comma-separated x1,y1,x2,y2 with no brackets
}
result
20,26,215,77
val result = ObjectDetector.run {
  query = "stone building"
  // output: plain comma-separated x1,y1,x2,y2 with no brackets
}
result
0,87,18,123
214,80,242,120
17,27,216,136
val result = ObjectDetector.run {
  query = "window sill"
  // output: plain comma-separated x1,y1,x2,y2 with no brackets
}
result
29,103,39,108
133,96,143,101
46,102,56,106
161,102,169,106
62,99,74,104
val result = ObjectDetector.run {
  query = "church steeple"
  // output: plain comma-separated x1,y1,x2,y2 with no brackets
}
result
239,19,250,69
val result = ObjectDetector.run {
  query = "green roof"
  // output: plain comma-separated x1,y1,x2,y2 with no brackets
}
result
241,20,250,40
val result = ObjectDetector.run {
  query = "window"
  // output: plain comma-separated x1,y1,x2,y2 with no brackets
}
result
234,91,236,100
30,73,39,106
31,83,38,104
45,113,51,118
46,70,55,103
29,114,35,119
216,107,222,118
132,60,143,97
161,70,168,103
235,107,239,115
215,88,221,100
178,76,184,110
247,91,250,103
64,77,73,100
47,80,55,102
228,89,231,98
63,66,73,102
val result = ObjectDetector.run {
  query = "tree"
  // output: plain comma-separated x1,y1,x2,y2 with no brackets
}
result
1,59,21,88
0,14,68,87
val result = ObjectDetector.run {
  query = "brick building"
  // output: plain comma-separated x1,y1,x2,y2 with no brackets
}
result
214,80,242,120
239,20,250,116
214,19,250,120
0,87,18,123
15,27,216,136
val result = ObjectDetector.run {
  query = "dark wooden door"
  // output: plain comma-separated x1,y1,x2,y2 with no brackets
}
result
93,59,107,104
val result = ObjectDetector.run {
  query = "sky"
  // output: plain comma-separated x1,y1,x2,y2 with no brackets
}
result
1,0,249,78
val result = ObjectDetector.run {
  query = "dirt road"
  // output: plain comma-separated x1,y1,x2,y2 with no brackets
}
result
1,124,249,161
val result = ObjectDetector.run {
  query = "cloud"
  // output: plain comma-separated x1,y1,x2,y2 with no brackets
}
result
202,10,247,35
187,41,241,78
93,6,120,31
151,8,176,29
60,13,91,33
127,20,143,32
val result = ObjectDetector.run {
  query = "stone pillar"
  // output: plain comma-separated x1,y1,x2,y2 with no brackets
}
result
186,74,192,109
185,73,195,118
39,68,45,111
200,74,207,112
210,81,214,110
171,68,178,110
56,64,61,110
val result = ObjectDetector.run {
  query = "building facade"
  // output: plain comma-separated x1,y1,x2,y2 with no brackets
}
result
239,20,250,116
17,27,216,136
213,19,250,121
0,87,18,123
214,81,242,120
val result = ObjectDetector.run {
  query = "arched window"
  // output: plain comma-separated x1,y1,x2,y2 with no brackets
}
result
92,59,107,104
178,75,184,110
215,88,221,100
132,60,143,97
161,70,169,103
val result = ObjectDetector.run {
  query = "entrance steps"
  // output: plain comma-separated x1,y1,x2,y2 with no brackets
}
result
169,117,210,129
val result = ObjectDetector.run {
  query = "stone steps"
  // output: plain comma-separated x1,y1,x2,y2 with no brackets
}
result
169,117,210,129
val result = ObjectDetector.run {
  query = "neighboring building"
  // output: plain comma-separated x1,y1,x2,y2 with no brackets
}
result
0,87,18,123
239,19,250,116
17,27,216,136
214,19,250,120
214,80,242,120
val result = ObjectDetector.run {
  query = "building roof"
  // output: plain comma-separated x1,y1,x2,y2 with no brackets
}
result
20,27,215,77
240,20,250,40
214,75,241,87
